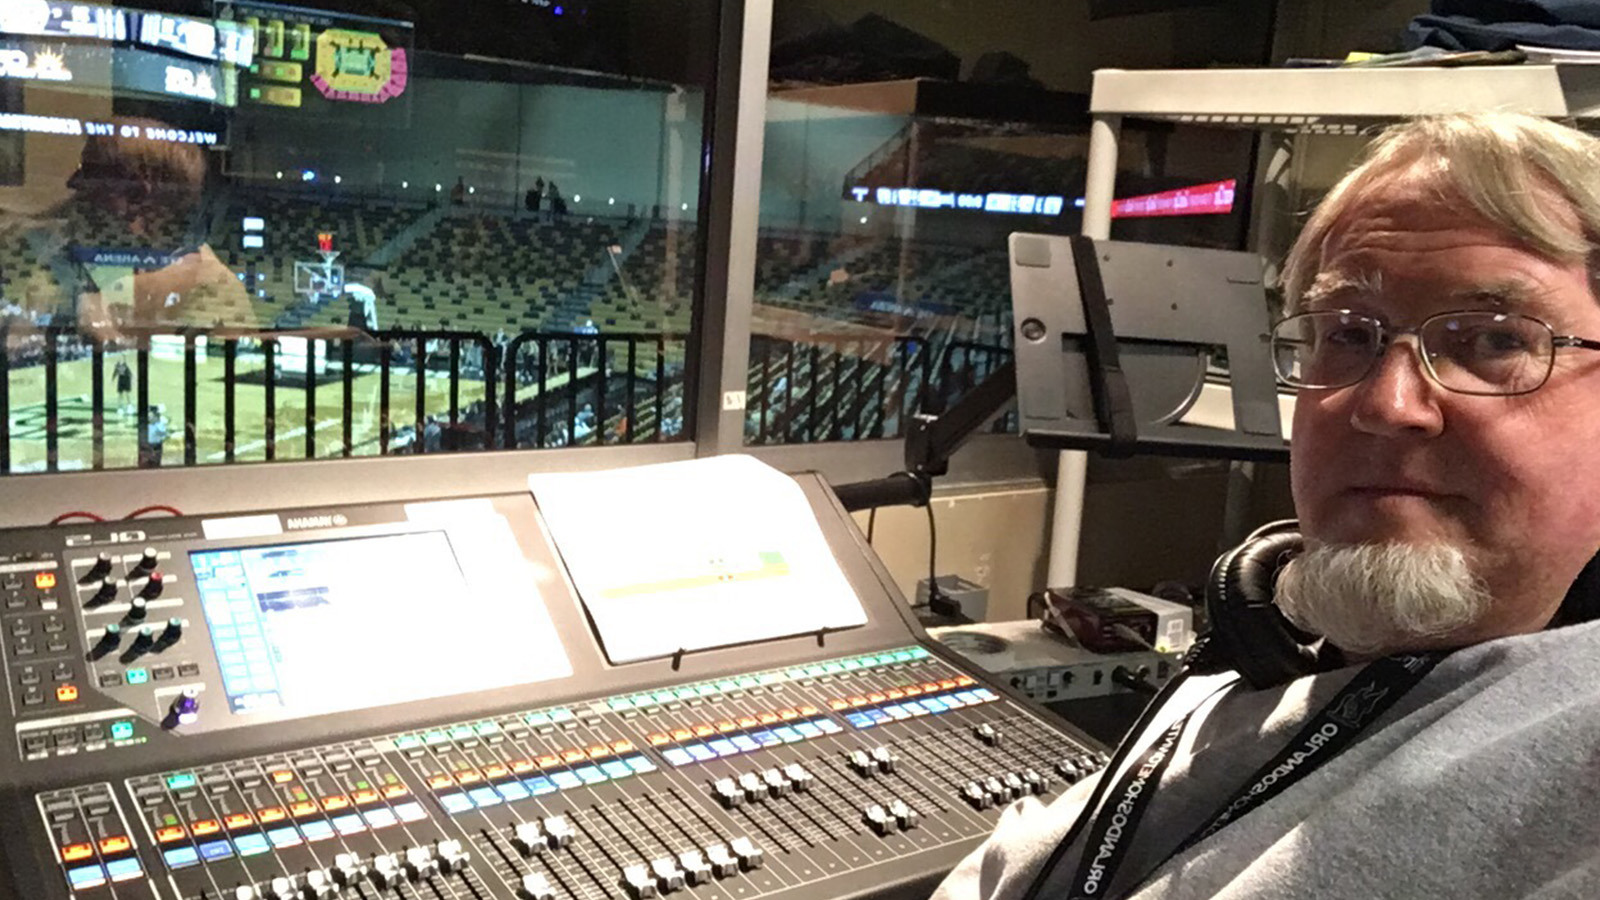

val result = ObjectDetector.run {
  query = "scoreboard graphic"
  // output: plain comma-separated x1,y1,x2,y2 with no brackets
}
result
217,0,412,121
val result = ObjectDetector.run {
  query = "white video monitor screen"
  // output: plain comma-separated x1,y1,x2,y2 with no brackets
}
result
190,532,555,716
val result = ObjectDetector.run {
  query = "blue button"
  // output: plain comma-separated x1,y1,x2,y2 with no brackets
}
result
551,771,581,790
815,718,843,734
165,772,196,790
845,713,873,728
662,748,693,767
625,755,657,773
921,697,947,713
332,814,366,835
731,735,760,752
299,820,335,841
105,857,143,881
126,668,149,685
233,833,270,856
363,808,398,829
751,730,781,746
686,744,715,762
197,839,234,861
940,693,967,708
524,777,556,795
867,709,891,723
68,863,108,887
110,720,135,741
955,690,981,705
469,787,502,807
497,781,530,802
707,739,738,757
773,726,802,742
794,722,821,738
162,846,200,870
266,826,301,848
574,765,607,784
439,793,474,815
601,760,632,779
884,705,911,720
974,688,998,701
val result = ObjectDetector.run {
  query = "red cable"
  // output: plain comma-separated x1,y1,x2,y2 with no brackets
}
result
125,505,184,519
48,511,106,526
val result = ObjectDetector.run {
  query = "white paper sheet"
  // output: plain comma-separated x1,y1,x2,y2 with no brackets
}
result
528,455,868,663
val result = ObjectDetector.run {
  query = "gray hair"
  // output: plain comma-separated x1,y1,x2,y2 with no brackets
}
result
1281,113,1600,309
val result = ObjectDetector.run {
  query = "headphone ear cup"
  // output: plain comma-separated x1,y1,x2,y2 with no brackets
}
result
1553,549,1600,627
1205,521,1320,689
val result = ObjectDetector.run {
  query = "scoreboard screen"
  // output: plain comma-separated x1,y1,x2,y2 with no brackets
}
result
218,0,413,123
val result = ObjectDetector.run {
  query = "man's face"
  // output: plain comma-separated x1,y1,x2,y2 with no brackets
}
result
1290,178,1600,640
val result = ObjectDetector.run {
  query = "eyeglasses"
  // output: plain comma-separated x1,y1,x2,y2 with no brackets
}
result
1270,309,1600,396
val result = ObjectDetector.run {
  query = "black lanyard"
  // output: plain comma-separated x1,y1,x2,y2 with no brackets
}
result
1062,652,1445,900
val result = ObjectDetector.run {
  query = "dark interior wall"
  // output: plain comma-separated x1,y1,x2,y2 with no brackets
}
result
772,0,1278,92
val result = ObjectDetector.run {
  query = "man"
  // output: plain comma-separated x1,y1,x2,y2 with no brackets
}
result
140,404,169,468
934,112,1600,899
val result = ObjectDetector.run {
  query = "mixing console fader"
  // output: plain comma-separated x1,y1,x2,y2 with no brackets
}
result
0,471,1107,900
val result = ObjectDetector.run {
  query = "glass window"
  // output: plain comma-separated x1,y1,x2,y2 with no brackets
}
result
746,1,1272,445
0,0,714,474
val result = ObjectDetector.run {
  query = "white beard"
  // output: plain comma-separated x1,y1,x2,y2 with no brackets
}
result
1275,542,1492,657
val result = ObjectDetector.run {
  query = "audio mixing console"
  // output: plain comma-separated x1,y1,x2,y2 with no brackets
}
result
0,469,1105,900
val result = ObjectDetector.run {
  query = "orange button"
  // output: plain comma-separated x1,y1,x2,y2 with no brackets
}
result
560,750,585,764
483,764,509,779
902,686,923,696
923,682,943,693
646,733,669,746
692,725,714,737
60,843,94,863
454,770,481,785
191,820,220,836
587,744,609,758
270,770,294,784
777,708,799,720
736,716,758,728
670,729,692,741
956,675,976,686
866,693,886,704
427,775,453,790
55,684,78,703
352,789,379,805
828,699,848,710
320,795,349,811
757,712,779,724
155,826,185,843
511,760,536,774
256,807,285,823
536,755,559,769
224,813,253,830
290,801,318,818
34,572,56,590
715,721,737,732
382,784,409,798
885,690,904,700
940,679,959,690
799,705,819,715
98,835,130,855
611,740,634,753
846,696,866,708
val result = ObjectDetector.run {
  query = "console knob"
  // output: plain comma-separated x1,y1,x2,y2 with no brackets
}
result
138,572,164,599
136,548,159,572
96,623,122,653
87,579,118,606
170,688,200,726
161,617,183,642
84,552,113,582
128,596,148,621
131,624,155,651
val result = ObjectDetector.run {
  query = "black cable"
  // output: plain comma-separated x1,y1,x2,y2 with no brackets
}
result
924,501,963,618
866,507,877,545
